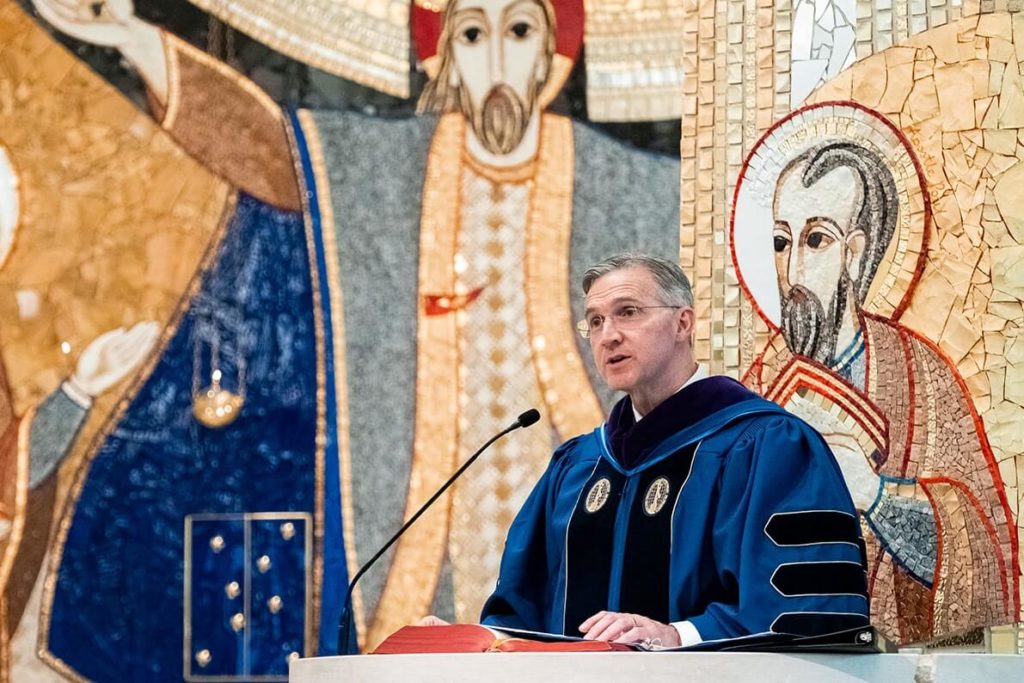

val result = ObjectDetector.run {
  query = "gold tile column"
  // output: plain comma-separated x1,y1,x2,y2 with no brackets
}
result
682,0,778,376
876,0,894,51
857,1,875,59
733,0,756,374
894,0,911,43
909,0,927,33
716,0,740,376
679,0,717,367
743,0,780,370
774,0,792,122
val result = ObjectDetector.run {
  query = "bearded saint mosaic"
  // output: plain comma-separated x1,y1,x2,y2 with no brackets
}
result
14,0,681,679
733,101,1019,644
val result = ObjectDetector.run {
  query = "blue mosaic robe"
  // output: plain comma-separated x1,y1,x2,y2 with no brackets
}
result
481,377,871,642
45,195,327,681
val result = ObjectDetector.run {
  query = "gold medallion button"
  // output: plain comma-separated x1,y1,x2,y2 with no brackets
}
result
644,477,671,516
585,478,612,513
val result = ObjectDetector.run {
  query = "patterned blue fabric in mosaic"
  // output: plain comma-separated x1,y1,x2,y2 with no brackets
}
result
46,194,332,682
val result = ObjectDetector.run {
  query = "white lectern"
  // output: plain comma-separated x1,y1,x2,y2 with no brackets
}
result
290,651,922,682
291,652,1024,682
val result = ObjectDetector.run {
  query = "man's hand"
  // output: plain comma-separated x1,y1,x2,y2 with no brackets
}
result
31,0,169,103
415,615,450,627
579,611,681,647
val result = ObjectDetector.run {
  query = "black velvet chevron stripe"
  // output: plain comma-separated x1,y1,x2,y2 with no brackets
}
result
765,511,860,546
771,562,867,597
618,445,696,623
563,460,622,633
771,612,870,637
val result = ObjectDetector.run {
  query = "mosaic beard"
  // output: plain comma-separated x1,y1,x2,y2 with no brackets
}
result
780,279,848,366
462,83,535,156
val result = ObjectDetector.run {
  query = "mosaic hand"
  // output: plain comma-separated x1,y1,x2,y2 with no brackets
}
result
31,0,140,48
31,0,168,103
70,321,159,398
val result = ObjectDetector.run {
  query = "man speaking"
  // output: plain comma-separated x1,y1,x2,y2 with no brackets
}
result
477,253,870,648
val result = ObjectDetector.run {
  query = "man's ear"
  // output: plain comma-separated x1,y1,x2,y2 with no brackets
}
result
845,230,867,283
448,64,460,88
676,307,695,342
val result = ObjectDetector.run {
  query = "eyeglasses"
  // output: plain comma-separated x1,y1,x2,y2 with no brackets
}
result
576,304,681,339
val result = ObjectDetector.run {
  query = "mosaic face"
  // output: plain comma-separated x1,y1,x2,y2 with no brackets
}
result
448,0,550,154
772,162,862,364
733,103,926,329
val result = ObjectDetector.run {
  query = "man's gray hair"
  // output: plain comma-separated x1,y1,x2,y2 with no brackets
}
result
582,253,694,308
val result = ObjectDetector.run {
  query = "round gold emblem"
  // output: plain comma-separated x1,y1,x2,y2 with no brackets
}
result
643,477,671,516
585,478,611,513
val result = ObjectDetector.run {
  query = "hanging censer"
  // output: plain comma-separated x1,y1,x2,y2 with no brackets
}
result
192,321,246,428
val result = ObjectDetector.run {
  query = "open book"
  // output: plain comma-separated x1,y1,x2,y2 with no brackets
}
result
370,624,887,655
370,624,635,654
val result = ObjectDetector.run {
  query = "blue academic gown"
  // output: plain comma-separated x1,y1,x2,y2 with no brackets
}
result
481,377,870,642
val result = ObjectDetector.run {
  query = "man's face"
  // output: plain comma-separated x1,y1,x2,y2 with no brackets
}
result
772,163,863,362
448,0,549,154
584,267,689,399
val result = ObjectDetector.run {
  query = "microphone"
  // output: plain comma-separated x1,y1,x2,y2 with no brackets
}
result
515,408,540,429
337,409,541,654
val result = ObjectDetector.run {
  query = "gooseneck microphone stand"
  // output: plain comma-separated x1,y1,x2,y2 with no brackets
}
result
337,408,541,654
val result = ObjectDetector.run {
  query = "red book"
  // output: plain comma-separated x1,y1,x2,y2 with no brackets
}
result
371,624,635,654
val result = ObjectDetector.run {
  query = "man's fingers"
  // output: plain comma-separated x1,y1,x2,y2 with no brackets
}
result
581,613,617,640
612,626,643,644
586,614,633,641
578,610,608,633
415,615,449,626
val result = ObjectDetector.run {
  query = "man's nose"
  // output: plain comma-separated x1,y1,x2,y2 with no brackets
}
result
596,320,624,345
489,31,503,84
781,249,801,294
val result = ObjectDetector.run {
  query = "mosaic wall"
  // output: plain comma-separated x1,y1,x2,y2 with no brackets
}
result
1,0,1023,680
5,0,680,679
681,0,1023,648
0,3,231,682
